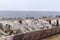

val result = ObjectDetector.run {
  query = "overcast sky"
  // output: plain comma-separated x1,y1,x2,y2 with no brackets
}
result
0,0,60,17
0,0,60,11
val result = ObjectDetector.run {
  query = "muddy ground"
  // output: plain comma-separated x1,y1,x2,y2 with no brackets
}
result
42,34,60,40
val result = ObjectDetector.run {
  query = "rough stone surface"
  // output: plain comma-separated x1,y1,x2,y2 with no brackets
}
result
23,31,41,40
13,34,24,40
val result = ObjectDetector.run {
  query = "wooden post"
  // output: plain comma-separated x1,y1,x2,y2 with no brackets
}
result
56,19,59,27
49,20,51,24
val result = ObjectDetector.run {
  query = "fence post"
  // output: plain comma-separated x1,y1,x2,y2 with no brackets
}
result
49,20,51,24
56,19,59,27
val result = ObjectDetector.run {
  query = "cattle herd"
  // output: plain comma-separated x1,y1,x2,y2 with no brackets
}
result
0,18,60,40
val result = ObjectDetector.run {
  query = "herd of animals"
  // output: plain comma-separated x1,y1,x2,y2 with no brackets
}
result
0,18,60,40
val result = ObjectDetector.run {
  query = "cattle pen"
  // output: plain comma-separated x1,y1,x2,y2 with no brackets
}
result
0,18,60,40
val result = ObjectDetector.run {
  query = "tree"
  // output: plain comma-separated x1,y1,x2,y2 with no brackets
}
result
55,15,60,18
26,17,29,19
29,17,34,19
42,16,47,18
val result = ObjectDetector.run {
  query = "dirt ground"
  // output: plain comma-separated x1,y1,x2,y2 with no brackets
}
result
41,34,60,40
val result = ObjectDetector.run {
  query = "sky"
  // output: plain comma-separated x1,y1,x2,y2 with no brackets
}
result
0,0,60,17
0,0,60,11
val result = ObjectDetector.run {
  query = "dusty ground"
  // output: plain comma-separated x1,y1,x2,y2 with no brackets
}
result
41,34,60,40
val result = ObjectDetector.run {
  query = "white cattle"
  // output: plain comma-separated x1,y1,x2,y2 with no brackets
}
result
51,20,57,27
0,19,53,36
22,19,39,30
